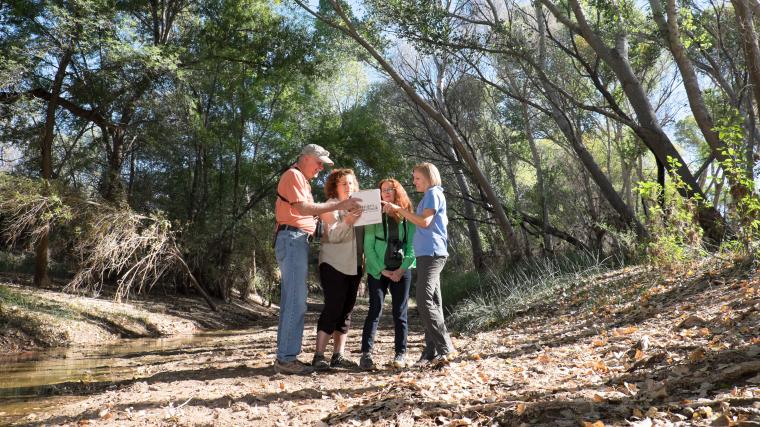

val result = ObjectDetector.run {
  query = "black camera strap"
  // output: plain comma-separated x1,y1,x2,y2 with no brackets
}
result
381,214,407,245
277,167,304,205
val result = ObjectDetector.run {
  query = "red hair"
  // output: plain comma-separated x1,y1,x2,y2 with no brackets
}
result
379,178,411,222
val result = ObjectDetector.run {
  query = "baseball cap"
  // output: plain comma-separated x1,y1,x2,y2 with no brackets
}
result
300,144,334,166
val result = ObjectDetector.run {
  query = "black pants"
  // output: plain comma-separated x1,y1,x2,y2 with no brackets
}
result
360,270,411,354
317,263,361,335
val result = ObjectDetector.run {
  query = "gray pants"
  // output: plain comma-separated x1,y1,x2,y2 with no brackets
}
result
415,255,454,358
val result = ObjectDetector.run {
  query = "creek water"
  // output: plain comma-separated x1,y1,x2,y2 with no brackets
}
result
0,331,248,425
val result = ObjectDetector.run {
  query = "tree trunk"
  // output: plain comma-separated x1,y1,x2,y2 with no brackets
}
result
714,173,726,208
579,159,603,250
430,58,487,269
103,128,126,202
622,160,632,208
34,49,72,287
453,166,485,269
518,210,590,251
613,122,635,209
517,82,551,252
743,93,757,181
637,155,646,217
657,157,666,209
524,106,551,252
127,147,136,201
732,0,760,134
503,139,532,256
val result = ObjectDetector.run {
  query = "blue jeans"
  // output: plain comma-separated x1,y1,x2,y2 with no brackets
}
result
360,270,411,355
274,229,310,362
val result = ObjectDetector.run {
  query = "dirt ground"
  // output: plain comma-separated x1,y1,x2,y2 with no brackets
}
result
2,258,760,426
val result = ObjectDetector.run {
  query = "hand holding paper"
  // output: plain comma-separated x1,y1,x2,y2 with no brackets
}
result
350,189,382,226
342,207,363,226
381,200,401,214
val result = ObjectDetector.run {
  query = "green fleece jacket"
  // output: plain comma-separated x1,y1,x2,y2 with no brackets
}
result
364,213,416,280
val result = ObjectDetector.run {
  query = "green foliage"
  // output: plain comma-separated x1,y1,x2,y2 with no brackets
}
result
0,251,35,274
308,89,398,188
674,116,709,162
712,109,760,253
440,270,482,313
636,157,706,266
677,6,712,50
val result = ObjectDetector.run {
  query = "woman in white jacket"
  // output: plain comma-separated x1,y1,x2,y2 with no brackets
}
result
311,168,364,369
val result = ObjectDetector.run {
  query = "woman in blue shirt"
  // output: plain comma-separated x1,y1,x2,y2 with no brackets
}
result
382,162,455,367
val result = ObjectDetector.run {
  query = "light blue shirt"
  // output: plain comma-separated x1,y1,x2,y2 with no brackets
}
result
413,186,448,257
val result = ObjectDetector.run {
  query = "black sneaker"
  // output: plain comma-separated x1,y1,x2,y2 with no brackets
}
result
312,353,330,370
359,353,375,370
330,352,358,368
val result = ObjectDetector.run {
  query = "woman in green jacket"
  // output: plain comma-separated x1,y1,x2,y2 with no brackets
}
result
359,178,416,370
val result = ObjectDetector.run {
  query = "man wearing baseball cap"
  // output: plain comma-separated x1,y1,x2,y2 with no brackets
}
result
273,144,362,374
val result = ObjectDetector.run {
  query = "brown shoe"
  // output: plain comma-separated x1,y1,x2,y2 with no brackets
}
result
274,359,314,375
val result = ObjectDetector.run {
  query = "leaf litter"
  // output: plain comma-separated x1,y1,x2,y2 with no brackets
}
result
12,258,760,426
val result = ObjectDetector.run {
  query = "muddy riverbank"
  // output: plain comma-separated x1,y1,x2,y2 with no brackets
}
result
0,277,277,353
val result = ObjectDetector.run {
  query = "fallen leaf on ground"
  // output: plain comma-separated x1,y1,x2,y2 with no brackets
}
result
689,347,706,363
591,361,609,374
676,315,707,330
624,382,639,396
711,414,732,426
615,326,638,336
515,403,526,415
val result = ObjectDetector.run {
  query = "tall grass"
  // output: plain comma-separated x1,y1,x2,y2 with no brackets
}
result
449,251,626,331
441,270,482,312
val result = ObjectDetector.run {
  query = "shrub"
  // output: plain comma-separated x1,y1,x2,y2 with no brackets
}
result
441,270,483,313
449,251,625,331
636,158,706,267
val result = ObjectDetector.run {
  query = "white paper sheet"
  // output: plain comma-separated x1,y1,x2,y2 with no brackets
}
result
350,189,382,226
